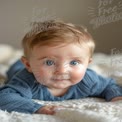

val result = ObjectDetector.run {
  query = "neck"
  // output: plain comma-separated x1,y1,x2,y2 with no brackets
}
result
48,87,70,97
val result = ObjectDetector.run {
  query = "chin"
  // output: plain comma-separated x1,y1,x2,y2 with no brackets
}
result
54,84,70,89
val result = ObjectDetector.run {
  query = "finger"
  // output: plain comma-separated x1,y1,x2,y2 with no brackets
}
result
44,109,56,115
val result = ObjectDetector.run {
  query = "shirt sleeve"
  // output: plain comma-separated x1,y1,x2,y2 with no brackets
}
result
0,90,42,113
0,69,43,113
82,68,122,101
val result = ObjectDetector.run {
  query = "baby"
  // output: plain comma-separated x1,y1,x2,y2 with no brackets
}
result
0,20,122,115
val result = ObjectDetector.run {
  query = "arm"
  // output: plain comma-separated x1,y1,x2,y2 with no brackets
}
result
0,87,62,114
0,69,42,113
84,69,122,101
99,81,122,101
0,90,42,113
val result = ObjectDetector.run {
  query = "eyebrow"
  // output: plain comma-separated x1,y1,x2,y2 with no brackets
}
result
72,56,83,58
71,56,85,60
37,56,86,61
37,56,55,60
37,57,47,60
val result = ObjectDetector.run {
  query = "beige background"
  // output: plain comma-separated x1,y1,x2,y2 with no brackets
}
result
0,0,122,54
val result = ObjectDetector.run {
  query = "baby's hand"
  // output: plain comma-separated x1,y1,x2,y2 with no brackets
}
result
111,96,122,102
35,105,63,115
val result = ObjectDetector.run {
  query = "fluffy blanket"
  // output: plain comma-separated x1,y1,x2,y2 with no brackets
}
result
0,98,122,122
0,44,122,122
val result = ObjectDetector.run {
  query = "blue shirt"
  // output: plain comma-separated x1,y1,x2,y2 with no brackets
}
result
0,68,122,114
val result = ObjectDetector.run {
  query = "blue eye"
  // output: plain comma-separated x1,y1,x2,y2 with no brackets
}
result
45,60,55,66
70,60,79,65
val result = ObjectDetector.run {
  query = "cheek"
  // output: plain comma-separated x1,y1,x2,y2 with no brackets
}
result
34,69,45,79
71,66,86,83
31,65,53,83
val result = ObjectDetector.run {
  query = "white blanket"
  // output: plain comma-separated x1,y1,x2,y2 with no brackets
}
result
0,98,122,122
0,44,122,122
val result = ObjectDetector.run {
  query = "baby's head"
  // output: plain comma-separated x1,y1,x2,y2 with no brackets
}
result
21,20,95,90
22,20,95,59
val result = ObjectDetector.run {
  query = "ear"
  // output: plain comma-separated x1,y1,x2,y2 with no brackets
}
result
21,56,32,72
89,58,92,64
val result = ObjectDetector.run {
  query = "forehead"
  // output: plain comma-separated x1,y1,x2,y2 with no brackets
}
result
31,43,90,59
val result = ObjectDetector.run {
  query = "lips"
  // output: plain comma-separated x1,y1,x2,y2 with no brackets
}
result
52,75,70,81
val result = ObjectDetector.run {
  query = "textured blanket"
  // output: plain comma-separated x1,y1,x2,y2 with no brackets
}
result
0,98,122,122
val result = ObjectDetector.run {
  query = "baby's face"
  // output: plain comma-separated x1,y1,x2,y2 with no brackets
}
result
27,43,91,90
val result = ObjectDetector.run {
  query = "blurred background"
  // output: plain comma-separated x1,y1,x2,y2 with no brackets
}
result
0,0,122,54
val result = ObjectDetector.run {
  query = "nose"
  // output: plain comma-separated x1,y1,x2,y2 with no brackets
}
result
54,63,69,74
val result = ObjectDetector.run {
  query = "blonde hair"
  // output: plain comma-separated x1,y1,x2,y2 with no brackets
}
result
22,20,95,58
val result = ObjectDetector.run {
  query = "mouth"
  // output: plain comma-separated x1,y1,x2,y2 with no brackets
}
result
52,78,70,82
52,78,69,82
52,75,70,82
